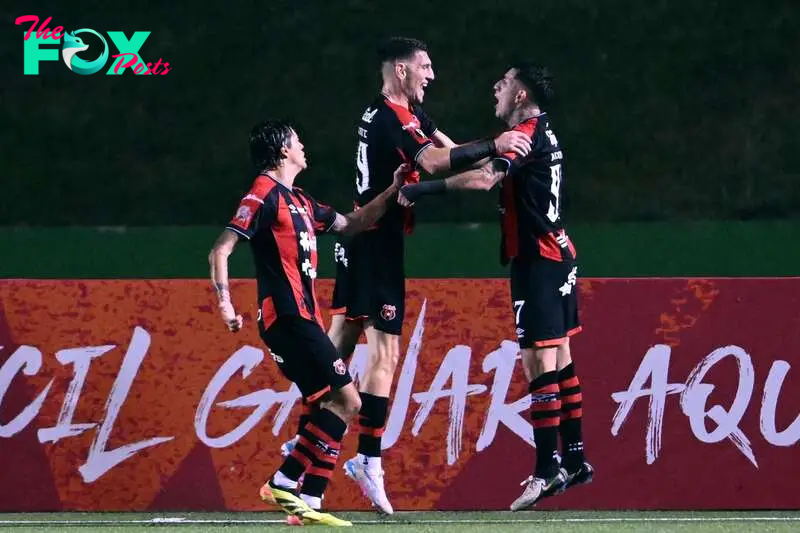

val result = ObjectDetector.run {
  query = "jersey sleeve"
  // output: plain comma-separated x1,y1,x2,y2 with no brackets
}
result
389,109,434,163
225,178,278,239
297,189,337,234
493,119,538,175
413,105,438,137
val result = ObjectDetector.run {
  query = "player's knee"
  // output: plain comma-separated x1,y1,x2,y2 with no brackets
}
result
323,386,361,422
336,391,361,422
345,393,362,419
522,346,558,379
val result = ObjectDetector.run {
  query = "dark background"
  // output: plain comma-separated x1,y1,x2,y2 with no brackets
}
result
2,0,798,226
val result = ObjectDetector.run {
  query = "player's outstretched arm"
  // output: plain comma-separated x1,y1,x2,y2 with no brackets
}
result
331,163,408,235
431,130,457,148
398,159,507,205
416,130,531,174
208,229,244,332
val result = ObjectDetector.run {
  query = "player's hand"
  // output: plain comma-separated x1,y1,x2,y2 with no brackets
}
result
398,185,415,207
218,300,243,332
494,130,532,157
393,162,413,189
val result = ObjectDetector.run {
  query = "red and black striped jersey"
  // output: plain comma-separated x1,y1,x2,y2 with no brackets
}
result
494,113,576,265
353,94,437,235
226,175,336,328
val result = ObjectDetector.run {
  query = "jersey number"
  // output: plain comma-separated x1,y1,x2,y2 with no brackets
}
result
513,300,525,326
356,141,370,194
546,164,562,223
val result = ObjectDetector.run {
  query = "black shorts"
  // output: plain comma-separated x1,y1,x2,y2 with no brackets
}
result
259,315,352,402
510,258,582,349
330,231,405,335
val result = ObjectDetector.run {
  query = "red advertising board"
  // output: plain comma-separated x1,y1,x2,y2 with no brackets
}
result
0,278,798,511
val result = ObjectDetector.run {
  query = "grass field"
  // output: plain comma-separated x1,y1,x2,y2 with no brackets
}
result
1,511,799,532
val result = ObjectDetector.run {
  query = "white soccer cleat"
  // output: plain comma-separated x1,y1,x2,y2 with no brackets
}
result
509,469,568,511
281,436,298,457
343,458,394,515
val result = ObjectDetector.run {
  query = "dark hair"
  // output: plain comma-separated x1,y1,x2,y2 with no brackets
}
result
378,36,428,64
249,120,294,171
511,63,555,108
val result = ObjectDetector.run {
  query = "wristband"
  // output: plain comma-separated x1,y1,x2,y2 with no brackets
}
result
449,139,496,170
400,180,446,203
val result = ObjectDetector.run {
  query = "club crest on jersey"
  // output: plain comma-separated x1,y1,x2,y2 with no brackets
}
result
380,304,397,322
333,358,347,375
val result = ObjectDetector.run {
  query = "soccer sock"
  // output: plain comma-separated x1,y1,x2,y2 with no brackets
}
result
294,408,346,502
529,371,561,478
558,363,585,471
277,408,346,493
357,392,389,460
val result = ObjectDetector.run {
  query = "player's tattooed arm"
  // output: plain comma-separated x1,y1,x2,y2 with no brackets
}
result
416,130,531,174
209,229,244,332
331,163,409,235
444,158,507,191
398,159,506,206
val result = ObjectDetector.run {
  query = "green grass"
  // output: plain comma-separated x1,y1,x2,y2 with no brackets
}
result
1,511,799,532
2,221,800,278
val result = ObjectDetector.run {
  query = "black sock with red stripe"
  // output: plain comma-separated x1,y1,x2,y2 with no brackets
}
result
558,363,585,472
529,371,561,478
357,392,389,457
279,408,346,493
295,408,346,502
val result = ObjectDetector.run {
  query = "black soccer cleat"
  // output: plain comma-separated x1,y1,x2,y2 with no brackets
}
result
565,460,594,488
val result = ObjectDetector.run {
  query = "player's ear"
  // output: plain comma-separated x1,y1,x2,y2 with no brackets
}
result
395,61,407,80
515,88,528,105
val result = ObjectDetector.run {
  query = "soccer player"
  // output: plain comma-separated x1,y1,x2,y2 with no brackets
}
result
208,119,408,526
399,64,594,511
314,37,533,514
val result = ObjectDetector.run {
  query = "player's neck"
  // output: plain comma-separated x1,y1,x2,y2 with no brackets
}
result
264,166,299,189
506,105,542,127
381,83,410,108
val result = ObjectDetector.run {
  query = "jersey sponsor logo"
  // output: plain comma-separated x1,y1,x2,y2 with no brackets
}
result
299,231,316,252
556,231,570,248
334,242,348,267
301,258,317,280
381,304,397,322
545,128,559,147
361,107,378,123
288,204,307,215
559,266,578,296
333,358,347,376
243,193,264,204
